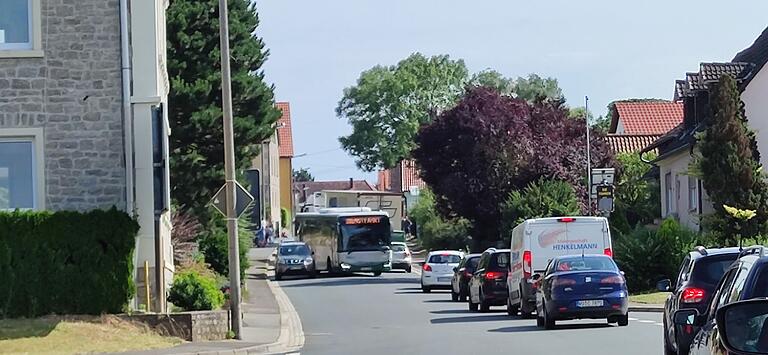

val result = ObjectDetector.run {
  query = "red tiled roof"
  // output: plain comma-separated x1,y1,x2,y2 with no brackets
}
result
276,102,294,158
613,101,683,135
400,160,426,192
605,134,662,154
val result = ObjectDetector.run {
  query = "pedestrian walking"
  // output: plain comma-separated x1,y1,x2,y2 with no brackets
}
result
402,215,412,237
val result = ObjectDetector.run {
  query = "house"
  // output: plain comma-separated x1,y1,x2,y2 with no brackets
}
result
276,102,294,219
0,0,173,311
252,127,281,231
294,179,376,207
379,160,427,211
641,26,768,231
604,100,683,154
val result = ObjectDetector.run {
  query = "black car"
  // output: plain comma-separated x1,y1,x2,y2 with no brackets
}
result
468,248,510,312
659,246,741,355
534,254,628,329
676,246,768,355
451,254,481,302
275,241,316,280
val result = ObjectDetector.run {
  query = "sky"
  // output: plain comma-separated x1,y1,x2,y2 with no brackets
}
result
256,0,768,183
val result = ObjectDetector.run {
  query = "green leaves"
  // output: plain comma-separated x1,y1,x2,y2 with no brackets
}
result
502,178,580,228
168,270,225,311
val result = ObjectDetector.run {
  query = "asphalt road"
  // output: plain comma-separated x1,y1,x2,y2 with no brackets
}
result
278,271,664,355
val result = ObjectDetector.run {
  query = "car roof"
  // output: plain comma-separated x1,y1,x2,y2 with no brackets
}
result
465,254,482,258
428,250,463,255
279,241,306,246
555,254,612,260
391,242,407,246
691,247,742,259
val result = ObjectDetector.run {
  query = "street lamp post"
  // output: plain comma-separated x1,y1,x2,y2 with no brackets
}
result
217,0,243,339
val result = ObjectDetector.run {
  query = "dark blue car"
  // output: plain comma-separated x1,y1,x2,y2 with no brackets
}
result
535,254,629,329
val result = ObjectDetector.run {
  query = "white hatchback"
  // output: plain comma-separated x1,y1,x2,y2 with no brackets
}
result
421,250,464,293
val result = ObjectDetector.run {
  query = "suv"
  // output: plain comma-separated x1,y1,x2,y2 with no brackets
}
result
659,246,741,355
468,248,511,312
275,241,316,280
451,254,481,302
677,246,768,355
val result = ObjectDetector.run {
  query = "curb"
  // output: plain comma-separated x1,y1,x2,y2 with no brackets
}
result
628,305,664,313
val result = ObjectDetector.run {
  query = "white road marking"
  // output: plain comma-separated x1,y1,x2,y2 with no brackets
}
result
628,317,639,321
637,320,655,324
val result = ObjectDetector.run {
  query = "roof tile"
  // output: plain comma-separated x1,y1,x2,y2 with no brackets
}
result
605,134,662,154
614,101,683,135
276,102,294,158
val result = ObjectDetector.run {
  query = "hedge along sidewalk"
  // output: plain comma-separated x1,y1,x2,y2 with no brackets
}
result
123,247,304,355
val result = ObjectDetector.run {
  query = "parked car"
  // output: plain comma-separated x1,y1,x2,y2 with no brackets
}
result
658,246,741,355
389,242,413,273
677,246,768,355
275,241,316,280
468,248,511,312
421,250,464,293
535,254,628,330
508,216,613,318
451,253,481,302
674,299,768,355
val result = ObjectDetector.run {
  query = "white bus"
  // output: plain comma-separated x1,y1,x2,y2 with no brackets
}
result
295,208,392,276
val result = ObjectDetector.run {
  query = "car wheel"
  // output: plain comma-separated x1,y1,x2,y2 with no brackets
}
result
536,313,545,328
421,285,431,293
459,290,467,302
326,257,334,274
468,297,479,312
406,266,412,273
543,303,556,330
308,270,316,279
520,299,535,319
451,290,459,302
275,273,282,281
617,314,629,327
373,271,382,277
507,297,519,317
663,317,677,355
479,290,490,313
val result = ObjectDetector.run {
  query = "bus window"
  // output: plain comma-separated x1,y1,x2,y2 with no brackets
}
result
339,220,390,252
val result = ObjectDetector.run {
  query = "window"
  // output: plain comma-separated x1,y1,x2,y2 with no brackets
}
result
688,176,698,211
0,128,44,210
665,172,674,215
729,266,750,303
0,0,41,56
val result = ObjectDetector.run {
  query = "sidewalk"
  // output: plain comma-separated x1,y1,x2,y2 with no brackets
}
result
122,247,298,355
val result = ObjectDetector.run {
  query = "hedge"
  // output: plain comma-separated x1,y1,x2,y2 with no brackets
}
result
0,207,138,318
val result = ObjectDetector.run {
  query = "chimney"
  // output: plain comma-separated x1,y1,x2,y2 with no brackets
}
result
349,178,354,189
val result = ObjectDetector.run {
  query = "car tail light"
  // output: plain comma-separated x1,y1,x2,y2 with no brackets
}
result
681,287,705,304
553,277,577,287
604,248,613,258
423,263,432,272
600,275,624,284
523,251,532,278
558,217,575,223
485,271,506,280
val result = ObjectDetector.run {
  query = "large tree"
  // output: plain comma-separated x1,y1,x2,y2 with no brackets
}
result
167,0,280,218
337,53,468,171
696,74,768,243
292,168,314,182
413,87,614,249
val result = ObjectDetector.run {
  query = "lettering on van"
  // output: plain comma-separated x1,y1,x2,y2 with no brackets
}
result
551,239,599,251
341,216,384,225
537,229,566,248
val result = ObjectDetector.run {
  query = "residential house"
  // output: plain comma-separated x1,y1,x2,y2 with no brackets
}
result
378,160,426,211
0,0,173,311
641,26,768,231
252,127,281,231
294,179,375,208
276,102,294,220
604,100,683,154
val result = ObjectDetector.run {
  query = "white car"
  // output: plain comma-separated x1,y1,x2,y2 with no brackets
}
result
421,250,464,293
389,242,413,272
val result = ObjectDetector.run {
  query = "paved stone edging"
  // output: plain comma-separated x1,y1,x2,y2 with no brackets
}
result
245,277,305,354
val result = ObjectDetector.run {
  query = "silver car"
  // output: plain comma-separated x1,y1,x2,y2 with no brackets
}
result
388,242,412,272
275,241,316,280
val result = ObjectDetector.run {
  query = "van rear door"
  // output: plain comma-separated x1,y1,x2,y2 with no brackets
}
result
526,218,609,272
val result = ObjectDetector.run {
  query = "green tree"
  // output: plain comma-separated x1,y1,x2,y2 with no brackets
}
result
502,178,580,230
337,53,469,171
409,189,470,251
292,168,314,182
167,0,280,218
512,73,564,103
469,69,515,95
610,152,660,235
695,74,768,243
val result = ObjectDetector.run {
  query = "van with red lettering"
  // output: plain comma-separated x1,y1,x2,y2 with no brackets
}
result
506,217,612,317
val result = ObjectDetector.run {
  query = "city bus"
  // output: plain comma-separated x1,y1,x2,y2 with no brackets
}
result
295,208,392,276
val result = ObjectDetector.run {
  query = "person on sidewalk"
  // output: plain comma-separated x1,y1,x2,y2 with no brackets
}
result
402,215,413,237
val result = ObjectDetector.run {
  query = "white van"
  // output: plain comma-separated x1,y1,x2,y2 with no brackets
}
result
506,216,612,317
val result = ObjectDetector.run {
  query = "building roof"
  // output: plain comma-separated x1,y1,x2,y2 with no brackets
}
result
276,102,294,158
699,62,753,83
733,26,768,86
611,101,684,135
605,134,662,154
400,160,426,192
294,179,376,201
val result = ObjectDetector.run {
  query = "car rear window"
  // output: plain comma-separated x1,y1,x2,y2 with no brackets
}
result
691,255,738,285
429,254,461,264
555,257,617,272
466,257,480,271
391,244,407,252
489,252,510,270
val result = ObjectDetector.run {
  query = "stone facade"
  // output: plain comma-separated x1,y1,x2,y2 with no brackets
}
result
0,0,126,211
121,311,231,342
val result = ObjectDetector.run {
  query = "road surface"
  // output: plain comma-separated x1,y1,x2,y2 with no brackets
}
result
278,271,664,354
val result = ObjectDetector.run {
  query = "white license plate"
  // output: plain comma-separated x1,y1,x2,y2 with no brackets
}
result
438,277,451,283
360,267,372,271
577,300,604,308
289,266,303,270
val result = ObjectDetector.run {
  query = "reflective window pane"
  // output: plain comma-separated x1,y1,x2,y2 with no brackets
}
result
0,0,31,48
0,141,34,209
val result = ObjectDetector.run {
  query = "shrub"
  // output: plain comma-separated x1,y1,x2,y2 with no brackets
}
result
171,209,201,266
168,270,225,311
281,208,290,230
198,216,252,279
502,178,580,227
410,189,470,251
0,208,138,318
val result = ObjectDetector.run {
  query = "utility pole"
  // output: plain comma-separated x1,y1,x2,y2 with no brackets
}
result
585,96,592,215
217,0,243,339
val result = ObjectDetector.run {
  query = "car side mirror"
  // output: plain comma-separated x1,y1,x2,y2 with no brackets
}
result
657,279,672,292
531,273,542,281
715,299,768,354
673,309,699,326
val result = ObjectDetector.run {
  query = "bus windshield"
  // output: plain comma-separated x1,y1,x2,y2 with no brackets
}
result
339,217,390,252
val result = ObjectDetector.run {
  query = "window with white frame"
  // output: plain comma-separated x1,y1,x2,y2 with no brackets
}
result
665,172,674,215
688,176,698,211
0,140,35,209
0,0,33,50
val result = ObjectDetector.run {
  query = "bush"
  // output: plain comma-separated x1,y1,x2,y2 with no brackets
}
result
502,178,580,226
281,208,290,231
614,219,701,293
0,208,138,318
410,189,470,251
168,270,225,311
198,216,252,279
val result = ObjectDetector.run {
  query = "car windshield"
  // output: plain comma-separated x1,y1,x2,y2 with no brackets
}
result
429,254,462,264
691,256,738,285
555,257,617,272
339,221,390,252
391,244,407,252
280,245,310,256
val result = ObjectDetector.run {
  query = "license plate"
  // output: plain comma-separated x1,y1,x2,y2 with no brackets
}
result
577,300,604,308
438,277,451,283
360,267,372,271
289,266,303,270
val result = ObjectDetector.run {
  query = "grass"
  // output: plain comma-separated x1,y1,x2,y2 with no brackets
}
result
629,292,670,305
0,315,182,354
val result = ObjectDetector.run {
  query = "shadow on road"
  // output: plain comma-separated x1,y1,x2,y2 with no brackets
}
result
430,314,511,324
488,322,612,333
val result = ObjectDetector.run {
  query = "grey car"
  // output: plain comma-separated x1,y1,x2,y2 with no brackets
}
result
275,242,316,280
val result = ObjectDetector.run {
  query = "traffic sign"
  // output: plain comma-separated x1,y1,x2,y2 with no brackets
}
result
590,167,615,198
210,181,254,218
596,184,614,212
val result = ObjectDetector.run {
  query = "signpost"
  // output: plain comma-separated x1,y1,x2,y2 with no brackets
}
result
596,183,615,214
